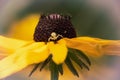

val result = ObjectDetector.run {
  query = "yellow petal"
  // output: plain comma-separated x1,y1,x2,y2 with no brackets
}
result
64,37,120,57
64,37,102,57
76,37,120,56
100,40,120,56
0,42,49,79
0,36,31,54
8,14,40,40
48,40,68,64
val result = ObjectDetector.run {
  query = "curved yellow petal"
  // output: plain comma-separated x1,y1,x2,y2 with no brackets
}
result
0,42,49,79
64,37,120,57
8,14,40,40
0,36,31,54
64,37,102,57
76,37,120,56
98,40,120,56
23,42,50,64
48,40,68,64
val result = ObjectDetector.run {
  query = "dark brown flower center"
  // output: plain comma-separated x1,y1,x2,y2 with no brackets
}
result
33,14,76,42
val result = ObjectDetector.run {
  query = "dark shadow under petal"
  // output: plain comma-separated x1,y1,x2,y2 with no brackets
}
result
65,55,79,77
40,54,52,71
57,64,63,75
29,63,41,77
68,51,90,70
49,60,59,80
69,48,91,66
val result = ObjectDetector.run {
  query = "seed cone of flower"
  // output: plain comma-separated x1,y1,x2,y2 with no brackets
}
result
34,14,76,42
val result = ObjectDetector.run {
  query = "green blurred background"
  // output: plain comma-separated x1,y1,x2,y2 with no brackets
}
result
0,0,120,80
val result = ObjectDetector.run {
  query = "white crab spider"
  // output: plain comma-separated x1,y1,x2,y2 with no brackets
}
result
48,32,63,41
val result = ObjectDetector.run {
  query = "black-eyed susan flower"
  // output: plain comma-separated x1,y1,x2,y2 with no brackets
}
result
0,14,120,80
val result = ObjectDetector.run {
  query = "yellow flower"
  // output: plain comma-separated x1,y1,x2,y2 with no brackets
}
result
0,14,120,80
